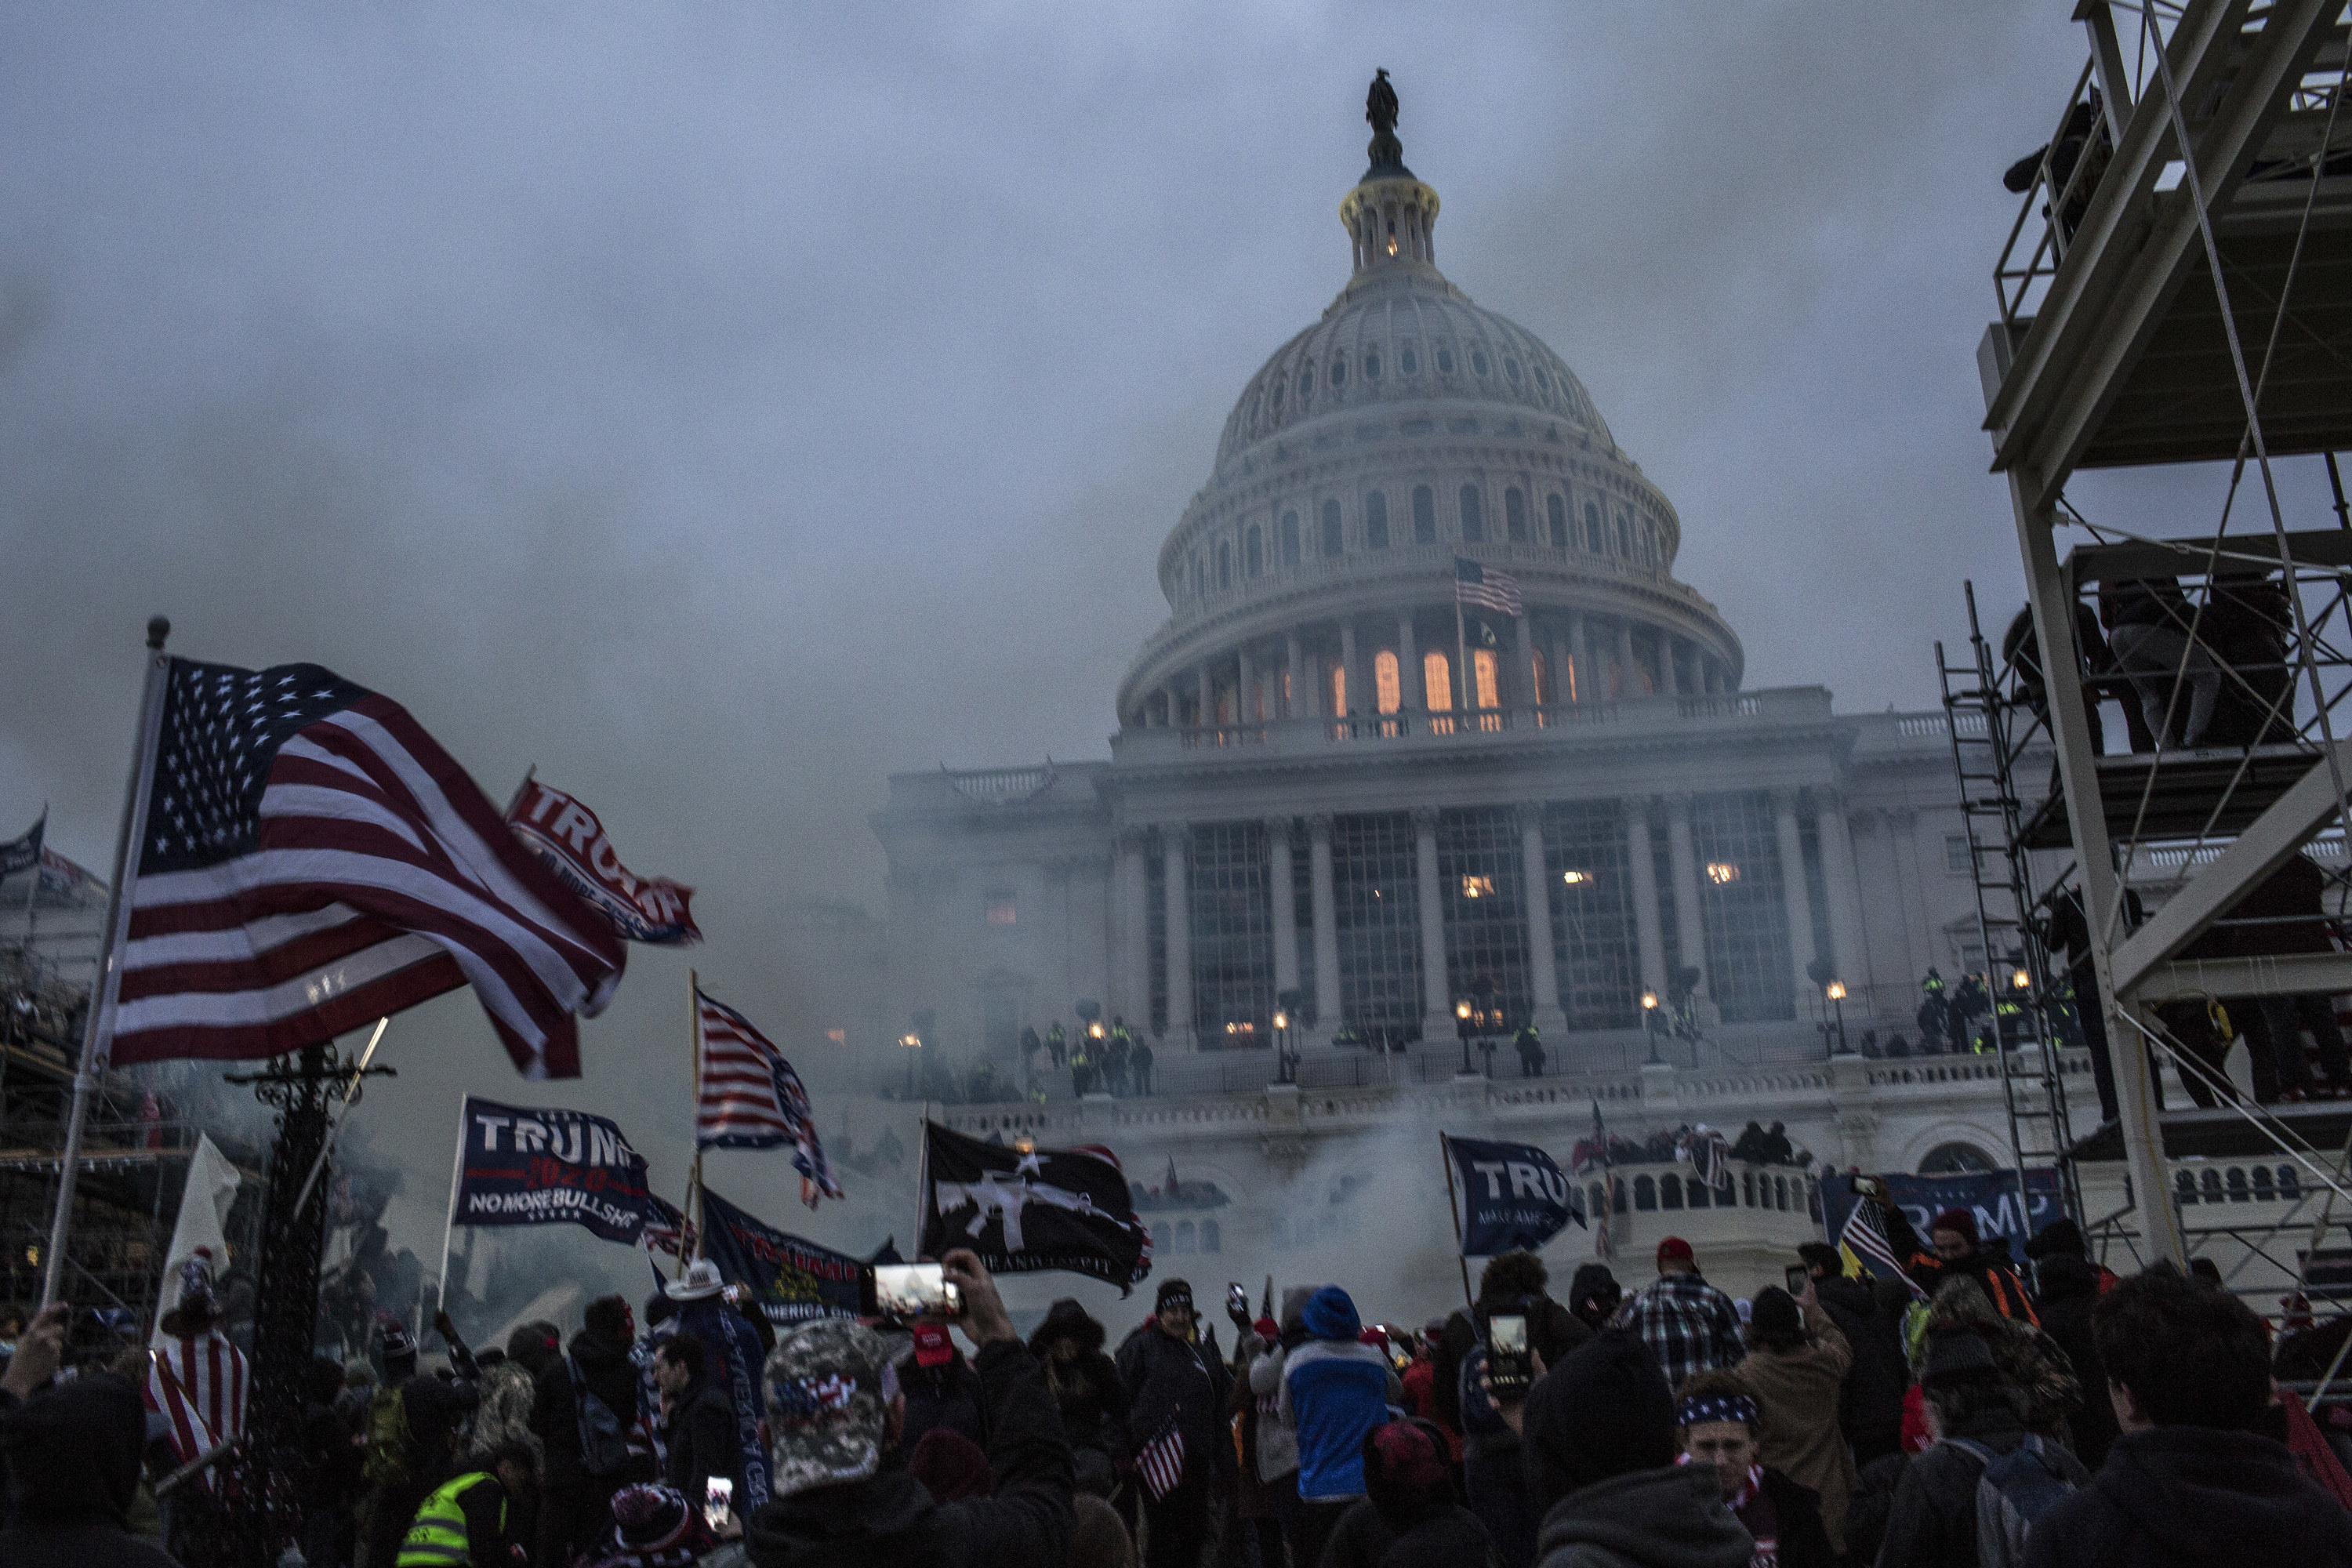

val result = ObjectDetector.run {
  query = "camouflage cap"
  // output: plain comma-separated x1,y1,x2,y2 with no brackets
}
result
764,1317,900,1496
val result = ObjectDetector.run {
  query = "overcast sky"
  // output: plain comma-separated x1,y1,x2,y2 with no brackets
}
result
16,3,2326,1278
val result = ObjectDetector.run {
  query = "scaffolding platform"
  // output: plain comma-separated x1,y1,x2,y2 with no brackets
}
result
2018,743,2325,847
2070,1100,2352,1160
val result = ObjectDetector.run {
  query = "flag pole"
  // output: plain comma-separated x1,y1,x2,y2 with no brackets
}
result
686,967,704,1269
1439,1134,1474,1312
434,1095,468,1317
20,806,43,936
913,1109,931,1260
292,1015,388,1218
1454,583,1472,728
42,619,172,1309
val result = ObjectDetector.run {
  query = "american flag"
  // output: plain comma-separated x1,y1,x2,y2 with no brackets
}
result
1589,1099,1617,1262
697,988,844,1207
1137,1419,1184,1501
1839,1192,1923,1294
1455,557,1523,617
144,1330,247,1474
641,1191,698,1260
109,659,626,1078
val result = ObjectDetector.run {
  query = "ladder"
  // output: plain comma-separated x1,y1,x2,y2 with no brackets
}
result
1936,581,2083,1228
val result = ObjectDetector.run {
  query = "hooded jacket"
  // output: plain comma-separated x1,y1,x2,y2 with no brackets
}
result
1532,1465,1753,1568
1028,1299,1127,1466
2020,1425,2352,1568
1810,1273,1907,1454
1736,1301,1855,1555
1872,1402,2089,1568
744,1338,1071,1568
2030,1252,2119,1470
0,1373,181,1568
1281,1287,1393,1501
1116,1314,1232,1490
1248,1286,1316,1482
534,1325,644,1489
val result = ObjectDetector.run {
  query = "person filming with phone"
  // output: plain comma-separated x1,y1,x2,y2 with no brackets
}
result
742,1247,1073,1568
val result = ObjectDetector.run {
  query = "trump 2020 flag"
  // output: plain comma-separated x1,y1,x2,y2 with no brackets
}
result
451,1097,658,1245
920,1122,1152,1290
110,659,625,1078
697,1188,864,1325
505,775,700,946
1446,1134,1584,1257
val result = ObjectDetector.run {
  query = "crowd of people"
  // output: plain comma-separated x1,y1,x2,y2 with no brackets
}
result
3,1203,2350,1568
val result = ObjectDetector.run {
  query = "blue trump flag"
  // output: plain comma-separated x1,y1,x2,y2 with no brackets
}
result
697,1187,864,1326
1445,1134,1584,1257
1820,1169,2063,1271
451,1097,656,1245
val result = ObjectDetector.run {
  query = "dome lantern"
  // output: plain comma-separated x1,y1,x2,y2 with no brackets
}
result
1341,70,1439,276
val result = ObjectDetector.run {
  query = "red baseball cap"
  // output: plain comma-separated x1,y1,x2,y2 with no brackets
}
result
912,1323,955,1369
1657,1236,1695,1265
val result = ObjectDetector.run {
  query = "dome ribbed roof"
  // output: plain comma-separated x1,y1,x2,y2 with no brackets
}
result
1211,269,1615,477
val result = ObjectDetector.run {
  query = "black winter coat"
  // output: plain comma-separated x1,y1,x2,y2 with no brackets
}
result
2032,1254,2119,1470
1116,1323,1233,1480
531,1328,642,1490
1748,1470,1835,1568
1434,1291,1590,1436
662,1377,739,1504
0,1375,181,1568
1871,1408,2089,1568
743,1338,1071,1568
1842,1451,1907,1568
1319,1497,1497,1568
2021,1425,2352,1568
1812,1275,1907,1453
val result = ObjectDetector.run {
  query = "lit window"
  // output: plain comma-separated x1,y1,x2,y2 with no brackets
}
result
1424,651,1453,712
1459,874,1495,898
1246,524,1263,577
1547,493,1567,548
1505,487,1528,542
1705,862,1740,885
1561,869,1592,885
1460,485,1484,542
1532,648,1548,706
1366,490,1389,548
1400,345,1419,376
1413,485,1437,543
985,891,1018,924
1375,651,1401,714
1474,649,1500,709
826,1028,846,1044
1322,499,1343,556
1330,663,1347,717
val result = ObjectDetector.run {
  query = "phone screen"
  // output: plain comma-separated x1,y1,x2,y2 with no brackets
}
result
1786,1265,1812,1295
871,1263,963,1321
1487,1314,1528,1355
704,1477,734,1530
1486,1312,1531,1396
1228,1283,1247,1313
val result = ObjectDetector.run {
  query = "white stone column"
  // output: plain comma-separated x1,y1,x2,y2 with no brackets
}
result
1664,793,1705,991
1516,614,1539,717
1617,622,1638,698
1519,804,1568,1038
1238,644,1256,724
1269,817,1299,1000
1624,797,1668,999
1195,662,1211,728
1118,829,1149,1025
1813,788,1871,996
1772,787,1821,1010
1162,826,1193,1047
1414,807,1454,1041
1308,814,1341,1038
1550,630,1571,708
1340,620,1362,723
1287,633,1305,719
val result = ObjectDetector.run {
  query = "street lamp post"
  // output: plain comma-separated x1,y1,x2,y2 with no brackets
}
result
899,1031,922,1098
1455,999,1475,1076
1641,990,1661,1066
1824,979,1849,1056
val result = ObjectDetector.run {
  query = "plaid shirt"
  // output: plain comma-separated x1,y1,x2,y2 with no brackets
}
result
1613,1272,1745,1396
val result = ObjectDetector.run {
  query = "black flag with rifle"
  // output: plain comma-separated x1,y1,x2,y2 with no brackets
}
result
918,1121,1152,1290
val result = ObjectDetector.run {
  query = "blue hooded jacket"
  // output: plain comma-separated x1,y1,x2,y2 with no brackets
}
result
1280,1287,1392,1501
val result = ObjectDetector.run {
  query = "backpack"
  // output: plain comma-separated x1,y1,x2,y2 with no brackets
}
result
362,1385,414,1491
1947,1436,2076,1568
568,1354,632,1478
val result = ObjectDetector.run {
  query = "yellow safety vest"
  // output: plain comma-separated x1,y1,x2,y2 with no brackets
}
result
397,1470,503,1568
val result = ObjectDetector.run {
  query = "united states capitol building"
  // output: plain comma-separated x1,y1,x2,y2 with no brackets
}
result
862,89,2265,1310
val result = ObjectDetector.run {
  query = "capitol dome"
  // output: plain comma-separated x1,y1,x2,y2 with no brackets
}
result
1116,85,1742,734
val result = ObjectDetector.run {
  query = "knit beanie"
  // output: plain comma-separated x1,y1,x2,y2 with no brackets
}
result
1301,1284,1361,1341
1522,1327,1679,1512
1748,1287,1803,1341
2025,1218,2086,1260
908,1427,994,1502
1930,1208,1979,1246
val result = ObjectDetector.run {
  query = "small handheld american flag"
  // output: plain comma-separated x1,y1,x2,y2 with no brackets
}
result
1840,1192,1924,1295
1455,557,1523,617
1137,1419,1185,1501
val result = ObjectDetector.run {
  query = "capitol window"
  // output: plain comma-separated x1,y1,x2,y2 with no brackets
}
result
1547,493,1568,548
1534,366,1550,393
1472,349,1490,377
1280,510,1301,566
1299,366,1314,404
1375,652,1401,715
1413,486,1437,543
1330,662,1347,717
1425,651,1453,714
1436,347,1456,375
1272,378,1284,411
1330,355,1347,388
1460,485,1484,542
1616,512,1632,557
1247,525,1263,576
1321,499,1343,555
985,891,1017,925
1505,487,1528,542
1584,502,1603,553
1504,357,1522,383
1474,649,1501,709
1364,350,1381,380
1400,344,1418,376
1366,490,1389,548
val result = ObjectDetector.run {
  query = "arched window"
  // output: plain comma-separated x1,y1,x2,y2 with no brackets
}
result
1547,493,1567,548
1246,525,1262,577
2282,1164,2303,1199
1687,1178,1710,1210
1741,1172,1756,1207
1473,649,1501,710
1218,540,1232,587
1472,349,1490,377
1613,1178,1627,1214
1437,347,1456,376
2253,1165,2276,1200
1919,1142,1997,1174
2176,1171,2201,1207
1776,1175,1790,1210
1176,1220,1196,1252
1635,1174,1657,1211
1588,1183,1605,1219
1330,356,1347,389
1413,486,1437,543
1505,488,1529,541
1401,344,1419,376
1661,1173,1684,1210
1201,1219,1220,1253
1321,499,1343,556
2227,1167,2250,1203
1364,351,1381,380
1272,379,1284,412
1374,651,1401,715
2200,1169,2223,1202
1366,491,1389,549
1298,367,1314,405
1280,510,1301,566
1504,357,1522,383
1584,502,1603,553
1616,512,1632,557
1460,485,1484,542
1424,651,1453,713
